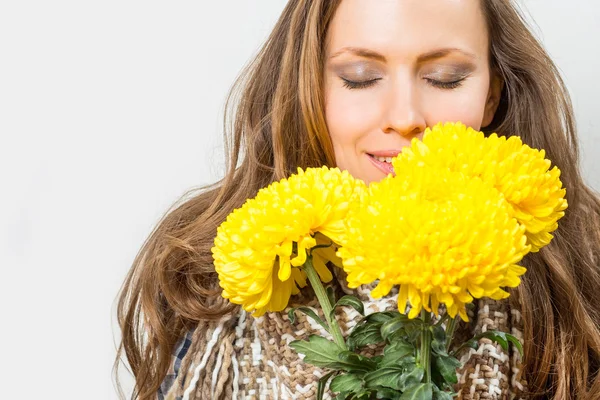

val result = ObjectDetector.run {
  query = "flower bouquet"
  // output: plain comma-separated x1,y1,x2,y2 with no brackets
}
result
212,122,567,399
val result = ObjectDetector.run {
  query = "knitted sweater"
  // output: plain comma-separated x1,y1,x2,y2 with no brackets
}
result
160,268,527,399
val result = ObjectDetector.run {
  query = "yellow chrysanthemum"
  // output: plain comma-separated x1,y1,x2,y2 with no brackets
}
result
392,121,568,252
337,167,531,321
212,166,365,316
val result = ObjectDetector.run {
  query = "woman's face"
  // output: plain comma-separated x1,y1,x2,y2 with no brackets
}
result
323,0,503,184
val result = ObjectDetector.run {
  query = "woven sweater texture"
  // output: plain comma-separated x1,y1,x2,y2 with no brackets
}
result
162,268,527,399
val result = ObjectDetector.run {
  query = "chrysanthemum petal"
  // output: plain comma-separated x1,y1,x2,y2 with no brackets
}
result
312,252,334,283
212,166,365,314
371,280,394,298
392,121,568,252
278,258,292,281
339,161,530,321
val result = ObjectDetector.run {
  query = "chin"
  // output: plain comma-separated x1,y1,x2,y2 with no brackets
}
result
361,171,388,185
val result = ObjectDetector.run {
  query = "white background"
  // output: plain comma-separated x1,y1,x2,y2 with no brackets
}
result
0,1,597,399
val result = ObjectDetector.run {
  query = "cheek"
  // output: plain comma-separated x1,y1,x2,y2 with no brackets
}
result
425,80,490,131
324,85,380,150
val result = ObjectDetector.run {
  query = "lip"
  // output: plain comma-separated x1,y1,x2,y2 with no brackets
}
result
367,153,396,176
368,149,403,158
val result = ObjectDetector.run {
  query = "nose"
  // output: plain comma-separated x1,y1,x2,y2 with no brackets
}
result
381,83,426,139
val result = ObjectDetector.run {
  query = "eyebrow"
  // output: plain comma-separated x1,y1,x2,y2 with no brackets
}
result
328,47,477,63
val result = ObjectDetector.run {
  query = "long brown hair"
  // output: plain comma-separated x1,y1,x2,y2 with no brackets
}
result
114,0,600,398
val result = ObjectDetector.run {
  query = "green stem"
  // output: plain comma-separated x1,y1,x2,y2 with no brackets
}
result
420,310,432,384
445,316,458,352
435,313,449,327
304,256,348,350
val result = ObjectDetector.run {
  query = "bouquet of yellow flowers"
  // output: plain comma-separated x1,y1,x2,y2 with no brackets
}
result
212,122,567,399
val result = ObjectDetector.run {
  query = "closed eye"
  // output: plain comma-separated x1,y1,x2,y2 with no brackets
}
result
425,78,465,90
341,77,381,90
341,77,465,90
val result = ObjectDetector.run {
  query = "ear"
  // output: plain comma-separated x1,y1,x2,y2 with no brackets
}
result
481,72,504,128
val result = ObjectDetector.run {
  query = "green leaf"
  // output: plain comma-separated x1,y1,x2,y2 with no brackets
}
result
380,315,410,341
379,342,415,368
337,351,378,372
385,321,423,345
288,307,329,333
432,385,454,400
449,338,478,358
334,295,365,316
433,354,461,385
363,367,405,390
430,325,447,355
348,322,384,350
431,340,446,356
476,331,508,351
398,366,424,391
375,387,403,400
464,339,479,350
405,324,424,345
505,333,524,358
385,339,414,353
399,383,433,400
433,391,454,400
430,366,445,390
473,330,523,357
398,356,417,369
431,325,446,343
291,336,378,372
371,355,384,365
350,391,373,400
317,370,337,400
287,307,297,324
379,351,414,368
379,355,417,377
330,373,364,393
366,311,402,323
384,329,409,344
326,286,336,308
290,336,344,367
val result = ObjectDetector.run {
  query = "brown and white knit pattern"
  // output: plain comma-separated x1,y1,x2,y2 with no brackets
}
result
454,297,527,400
165,269,527,399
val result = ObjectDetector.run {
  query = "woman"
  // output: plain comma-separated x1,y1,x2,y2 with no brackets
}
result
115,0,600,398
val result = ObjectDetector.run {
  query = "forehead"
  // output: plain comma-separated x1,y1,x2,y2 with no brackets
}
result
326,0,489,63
